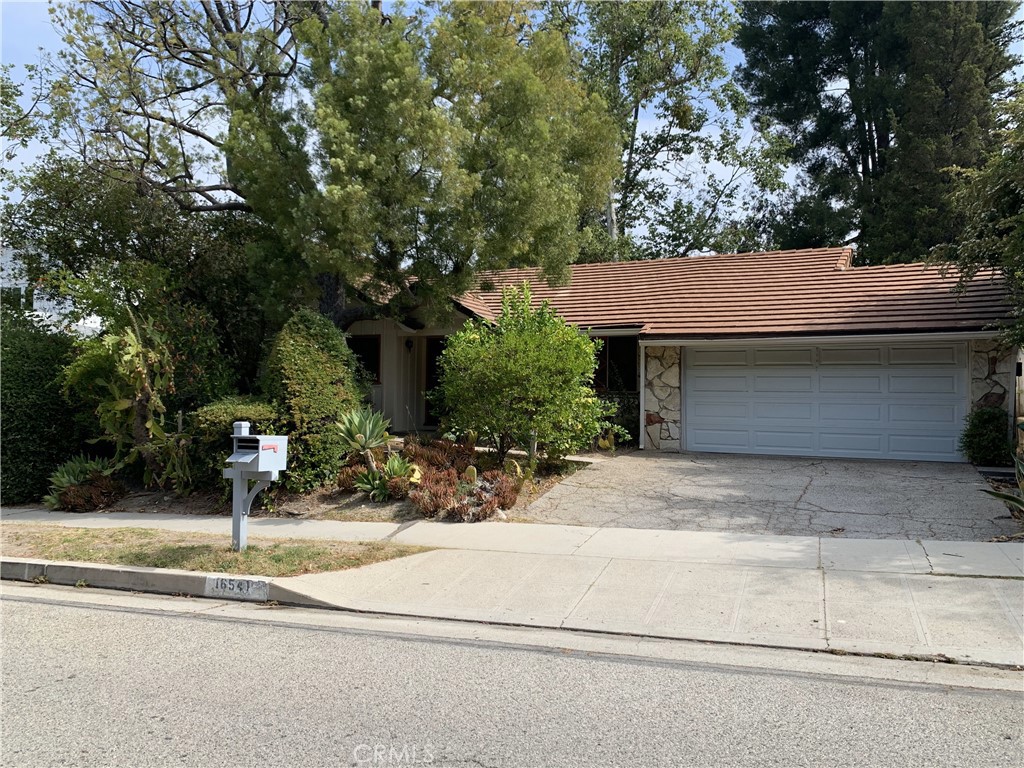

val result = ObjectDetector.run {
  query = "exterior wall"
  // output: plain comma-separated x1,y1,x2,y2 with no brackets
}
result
347,313,470,433
970,339,1016,413
644,345,681,451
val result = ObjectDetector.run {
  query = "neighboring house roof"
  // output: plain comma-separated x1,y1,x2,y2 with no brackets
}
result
462,247,1009,338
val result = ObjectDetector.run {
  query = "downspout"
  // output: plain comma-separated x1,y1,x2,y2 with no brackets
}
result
638,344,646,450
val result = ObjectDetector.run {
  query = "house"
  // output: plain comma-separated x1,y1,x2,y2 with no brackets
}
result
347,247,1016,463
0,248,101,335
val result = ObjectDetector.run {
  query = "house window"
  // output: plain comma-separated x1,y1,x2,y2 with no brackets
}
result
593,336,639,392
348,335,382,385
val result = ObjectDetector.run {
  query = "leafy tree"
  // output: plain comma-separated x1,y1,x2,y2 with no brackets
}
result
936,87,1024,344
50,1,619,323
736,0,1021,264
549,0,789,258
3,155,274,385
436,285,612,466
0,62,53,177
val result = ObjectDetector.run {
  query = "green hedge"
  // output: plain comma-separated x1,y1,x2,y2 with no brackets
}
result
959,407,1013,466
0,313,81,503
188,396,282,488
260,309,365,492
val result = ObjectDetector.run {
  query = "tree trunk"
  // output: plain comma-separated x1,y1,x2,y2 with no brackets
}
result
606,188,619,241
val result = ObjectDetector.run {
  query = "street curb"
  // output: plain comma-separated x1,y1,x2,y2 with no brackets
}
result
4,558,1021,670
0,558,333,608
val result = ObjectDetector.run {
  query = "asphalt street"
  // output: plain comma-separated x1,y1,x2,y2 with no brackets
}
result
1,586,1021,768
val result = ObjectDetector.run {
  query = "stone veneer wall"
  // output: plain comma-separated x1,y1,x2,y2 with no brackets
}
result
644,346,681,451
970,339,1015,411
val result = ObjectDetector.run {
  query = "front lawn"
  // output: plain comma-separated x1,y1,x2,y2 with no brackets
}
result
0,523,426,577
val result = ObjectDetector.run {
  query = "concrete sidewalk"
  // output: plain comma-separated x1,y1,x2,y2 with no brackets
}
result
279,549,1024,666
3,507,1023,666
4,507,1023,577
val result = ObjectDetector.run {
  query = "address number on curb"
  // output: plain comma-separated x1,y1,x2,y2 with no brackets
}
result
204,576,270,602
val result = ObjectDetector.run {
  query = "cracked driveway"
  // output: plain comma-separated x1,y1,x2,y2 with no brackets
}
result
525,452,1019,540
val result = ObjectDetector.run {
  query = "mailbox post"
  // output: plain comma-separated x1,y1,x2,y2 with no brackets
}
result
223,421,288,552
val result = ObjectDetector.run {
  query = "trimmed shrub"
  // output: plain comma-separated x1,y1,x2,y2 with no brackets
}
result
1,312,82,503
435,285,614,466
188,396,282,488
261,309,366,492
959,407,1013,466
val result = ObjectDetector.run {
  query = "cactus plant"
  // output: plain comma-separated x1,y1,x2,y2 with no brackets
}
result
464,465,478,484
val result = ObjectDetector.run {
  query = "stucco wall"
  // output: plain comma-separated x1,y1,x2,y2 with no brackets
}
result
644,346,681,451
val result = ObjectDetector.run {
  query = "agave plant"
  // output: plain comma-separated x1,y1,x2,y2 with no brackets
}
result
43,455,116,511
354,468,391,502
382,453,414,481
336,407,391,471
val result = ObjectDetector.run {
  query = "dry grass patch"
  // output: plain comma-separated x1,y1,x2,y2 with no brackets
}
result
0,523,427,577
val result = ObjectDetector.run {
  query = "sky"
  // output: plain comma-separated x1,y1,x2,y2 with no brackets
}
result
2,0,61,172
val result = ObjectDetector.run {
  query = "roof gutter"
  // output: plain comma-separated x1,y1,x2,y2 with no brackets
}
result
638,330,1004,347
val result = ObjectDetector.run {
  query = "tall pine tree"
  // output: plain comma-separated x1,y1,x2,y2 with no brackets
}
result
736,0,1020,264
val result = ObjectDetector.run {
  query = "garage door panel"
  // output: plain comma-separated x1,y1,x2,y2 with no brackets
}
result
889,374,959,395
753,402,813,420
888,403,959,426
753,431,814,450
889,345,960,366
889,434,959,457
819,403,883,423
691,375,749,392
754,375,814,392
820,347,883,365
820,375,883,393
753,348,814,366
691,349,748,366
689,429,750,449
693,401,749,419
684,344,967,462
819,432,884,454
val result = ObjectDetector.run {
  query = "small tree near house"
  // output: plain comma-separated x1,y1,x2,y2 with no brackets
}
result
436,285,613,467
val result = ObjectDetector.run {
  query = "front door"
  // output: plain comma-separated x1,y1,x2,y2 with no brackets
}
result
423,336,446,427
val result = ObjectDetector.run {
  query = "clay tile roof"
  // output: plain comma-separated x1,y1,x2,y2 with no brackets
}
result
461,247,1010,338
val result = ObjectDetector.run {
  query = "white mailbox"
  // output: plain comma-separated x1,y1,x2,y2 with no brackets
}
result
223,422,288,551
227,434,288,474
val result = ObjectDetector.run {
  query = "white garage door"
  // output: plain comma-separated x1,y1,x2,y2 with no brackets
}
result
684,344,968,462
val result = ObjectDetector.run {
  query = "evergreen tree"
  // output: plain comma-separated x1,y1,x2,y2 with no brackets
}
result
736,0,1020,264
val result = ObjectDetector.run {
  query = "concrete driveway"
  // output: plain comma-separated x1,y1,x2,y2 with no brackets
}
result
525,452,1018,541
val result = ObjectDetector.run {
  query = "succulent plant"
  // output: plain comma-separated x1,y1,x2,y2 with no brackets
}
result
464,465,478,484
336,407,391,471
